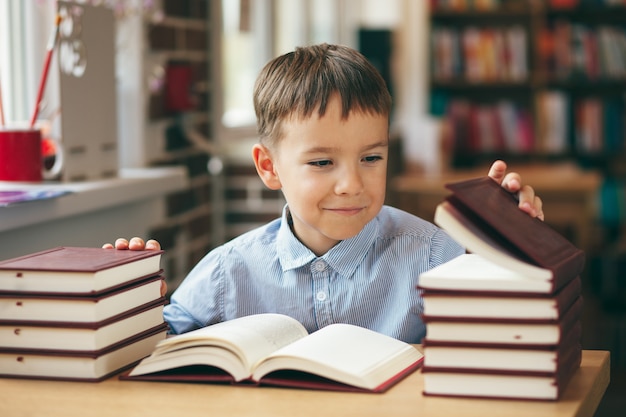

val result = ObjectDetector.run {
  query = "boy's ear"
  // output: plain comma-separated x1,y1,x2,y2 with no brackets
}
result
252,144,282,190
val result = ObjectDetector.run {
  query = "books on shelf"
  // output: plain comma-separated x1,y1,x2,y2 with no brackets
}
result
418,176,584,400
540,21,626,81
0,246,164,295
431,25,528,82
121,313,424,393
0,246,168,381
445,99,536,156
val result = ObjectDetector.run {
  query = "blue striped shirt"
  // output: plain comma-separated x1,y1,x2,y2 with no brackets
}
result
164,205,464,343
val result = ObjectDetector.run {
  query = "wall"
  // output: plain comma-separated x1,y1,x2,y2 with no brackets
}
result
140,0,216,291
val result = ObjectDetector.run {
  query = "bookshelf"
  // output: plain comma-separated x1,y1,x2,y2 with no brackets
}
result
428,0,626,170
427,2,626,398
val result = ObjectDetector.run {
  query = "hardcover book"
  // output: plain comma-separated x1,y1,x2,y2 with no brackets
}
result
433,176,585,290
422,295,582,347
422,322,581,373
0,247,163,295
0,299,166,351
0,324,168,381
419,260,581,318
0,275,163,323
121,313,423,393
421,344,581,401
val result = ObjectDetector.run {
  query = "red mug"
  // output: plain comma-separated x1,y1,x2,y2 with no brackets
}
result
0,126,63,182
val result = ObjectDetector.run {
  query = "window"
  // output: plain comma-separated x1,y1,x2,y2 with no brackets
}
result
217,0,353,144
0,0,57,125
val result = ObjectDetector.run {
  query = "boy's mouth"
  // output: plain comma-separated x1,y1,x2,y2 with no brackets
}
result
326,206,365,216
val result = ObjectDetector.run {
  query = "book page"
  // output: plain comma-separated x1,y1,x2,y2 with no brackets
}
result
151,314,309,372
251,323,422,390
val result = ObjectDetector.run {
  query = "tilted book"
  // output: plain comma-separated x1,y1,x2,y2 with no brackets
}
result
0,275,163,323
434,177,585,291
0,247,163,295
120,313,424,393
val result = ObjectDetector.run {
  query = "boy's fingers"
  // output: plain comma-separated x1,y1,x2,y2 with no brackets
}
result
517,185,544,220
145,239,161,250
487,160,507,184
128,237,146,250
114,238,130,249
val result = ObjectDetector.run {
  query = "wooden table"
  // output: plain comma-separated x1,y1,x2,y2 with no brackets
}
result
0,349,610,417
390,163,602,252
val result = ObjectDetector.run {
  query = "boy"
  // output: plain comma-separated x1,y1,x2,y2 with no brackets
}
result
105,44,543,343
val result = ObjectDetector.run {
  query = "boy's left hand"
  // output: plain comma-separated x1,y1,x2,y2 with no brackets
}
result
488,160,544,221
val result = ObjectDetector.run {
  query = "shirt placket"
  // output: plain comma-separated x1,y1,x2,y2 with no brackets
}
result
311,259,333,328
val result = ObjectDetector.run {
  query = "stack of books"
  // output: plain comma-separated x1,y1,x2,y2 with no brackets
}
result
0,247,168,381
419,177,586,400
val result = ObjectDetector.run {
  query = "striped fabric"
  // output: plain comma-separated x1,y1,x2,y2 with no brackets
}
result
164,205,464,343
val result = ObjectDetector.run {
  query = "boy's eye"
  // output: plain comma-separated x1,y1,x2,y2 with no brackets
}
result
308,160,332,167
363,155,383,163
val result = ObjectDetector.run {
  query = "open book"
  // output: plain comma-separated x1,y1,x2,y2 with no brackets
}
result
434,177,585,291
122,313,423,393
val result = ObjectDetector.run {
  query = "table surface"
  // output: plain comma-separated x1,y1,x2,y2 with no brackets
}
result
0,349,610,417
391,163,601,193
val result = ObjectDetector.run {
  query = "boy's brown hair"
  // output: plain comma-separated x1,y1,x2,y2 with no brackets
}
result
253,43,392,148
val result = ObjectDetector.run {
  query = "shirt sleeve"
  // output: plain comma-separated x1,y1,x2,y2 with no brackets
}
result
163,247,226,334
429,227,465,269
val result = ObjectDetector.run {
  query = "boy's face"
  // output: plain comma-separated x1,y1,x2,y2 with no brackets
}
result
254,94,389,256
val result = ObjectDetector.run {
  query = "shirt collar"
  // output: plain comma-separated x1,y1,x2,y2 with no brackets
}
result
276,205,379,279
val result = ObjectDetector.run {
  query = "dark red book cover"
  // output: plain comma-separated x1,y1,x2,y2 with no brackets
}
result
0,247,163,272
119,355,423,394
0,247,164,295
443,177,585,289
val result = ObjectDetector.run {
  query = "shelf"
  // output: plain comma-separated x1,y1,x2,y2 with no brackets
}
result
427,1,626,169
0,167,188,233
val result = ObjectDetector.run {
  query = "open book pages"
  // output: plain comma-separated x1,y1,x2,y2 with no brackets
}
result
126,313,423,392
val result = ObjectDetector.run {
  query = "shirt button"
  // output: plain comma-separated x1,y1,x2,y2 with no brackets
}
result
316,291,327,301
313,261,326,272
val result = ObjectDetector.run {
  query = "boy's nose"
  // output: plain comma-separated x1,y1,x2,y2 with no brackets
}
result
335,166,364,195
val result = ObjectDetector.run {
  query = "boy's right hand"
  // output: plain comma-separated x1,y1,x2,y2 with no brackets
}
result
102,237,161,251
102,237,166,296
